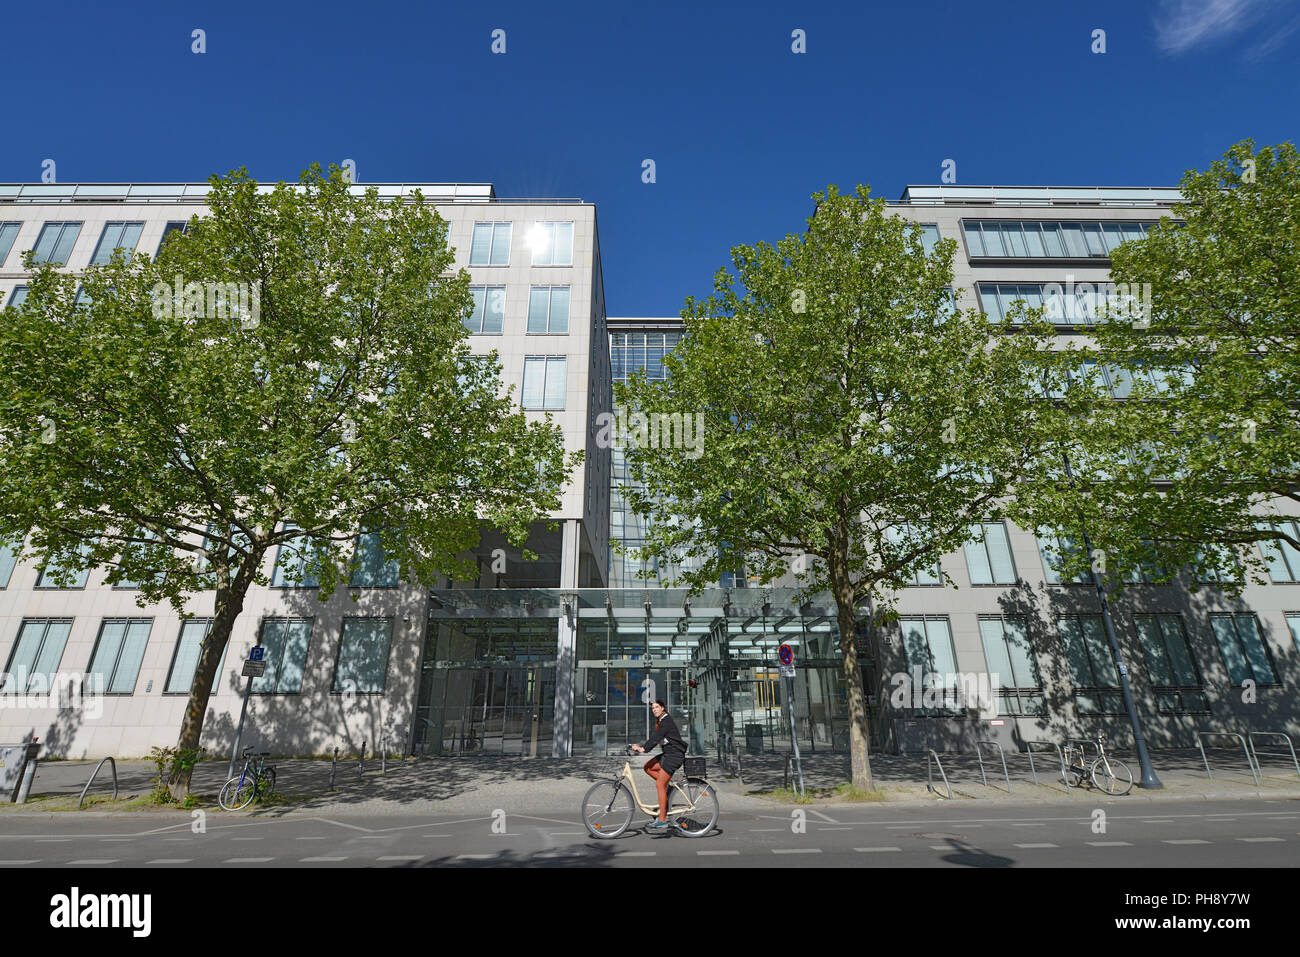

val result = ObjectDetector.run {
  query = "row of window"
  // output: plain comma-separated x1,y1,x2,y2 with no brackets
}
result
899,609,1297,717
0,219,574,273
963,220,1157,259
465,285,571,335
0,615,394,697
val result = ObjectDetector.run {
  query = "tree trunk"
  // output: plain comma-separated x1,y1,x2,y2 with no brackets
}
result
832,571,874,792
168,549,261,799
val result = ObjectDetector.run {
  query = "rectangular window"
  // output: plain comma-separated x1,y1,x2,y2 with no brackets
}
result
87,619,152,694
965,522,1016,584
1037,532,1090,585
465,285,506,334
897,616,960,714
271,525,322,588
979,617,1042,715
1058,615,1123,713
527,286,571,334
6,286,28,308
89,222,144,265
0,222,20,267
469,222,511,266
333,617,393,693
522,356,566,410
157,221,190,253
252,618,312,694
34,544,93,589
918,224,941,255
113,528,167,589
886,524,940,585
1,619,73,693
1210,613,1277,685
1286,613,1300,653
1134,614,1207,712
963,222,984,258
0,538,19,588
1258,521,1300,582
530,221,574,266
164,619,217,694
1194,544,1242,583
349,531,400,587
31,222,83,265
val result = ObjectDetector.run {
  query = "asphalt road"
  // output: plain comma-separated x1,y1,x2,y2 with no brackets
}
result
1,797,1298,867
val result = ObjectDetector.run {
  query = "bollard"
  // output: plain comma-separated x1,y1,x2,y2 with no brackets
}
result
358,740,365,782
16,759,37,804
380,734,386,775
329,746,339,790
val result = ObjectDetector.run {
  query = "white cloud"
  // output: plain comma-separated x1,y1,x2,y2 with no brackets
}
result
1153,0,1275,54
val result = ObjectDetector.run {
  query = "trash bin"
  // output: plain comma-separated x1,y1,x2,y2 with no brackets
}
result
1,742,40,803
745,723,764,754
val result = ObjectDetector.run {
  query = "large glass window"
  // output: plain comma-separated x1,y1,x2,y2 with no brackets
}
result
522,356,566,410
465,285,506,334
1134,614,1207,713
87,619,152,694
252,618,312,694
164,618,217,694
1210,614,1277,686
31,222,82,265
156,221,190,253
527,286,571,334
0,222,20,267
979,617,1042,715
1,619,73,693
349,531,400,587
0,538,19,588
529,222,574,266
89,222,144,265
1057,615,1122,713
1258,521,1300,582
34,543,93,589
965,522,1016,584
886,524,940,585
963,220,1154,259
113,528,167,589
272,524,322,588
1285,614,1300,653
6,286,29,308
334,617,393,693
898,616,960,714
1037,532,1091,585
469,222,511,266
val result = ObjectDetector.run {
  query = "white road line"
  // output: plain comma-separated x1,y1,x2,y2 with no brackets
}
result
1267,814,1300,818
231,837,262,842
749,828,783,832
35,839,71,843
818,827,852,831
146,859,192,864
1163,839,1211,845
100,838,133,842
928,845,952,851
1238,837,1285,843
1142,819,1175,824
223,857,274,863
951,824,984,829
1013,843,1058,849
377,855,423,861
1205,816,1238,821
697,850,739,856
295,837,328,840
855,847,902,853
885,825,915,830
456,854,493,860
773,848,822,854
807,810,838,824
617,851,657,857
1086,841,1132,847
300,856,348,862
1010,823,1045,828
67,859,118,865
0,860,40,865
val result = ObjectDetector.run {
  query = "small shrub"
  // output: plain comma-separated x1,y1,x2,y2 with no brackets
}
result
148,746,205,805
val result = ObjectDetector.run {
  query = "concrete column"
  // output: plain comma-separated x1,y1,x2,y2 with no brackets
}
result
552,520,581,757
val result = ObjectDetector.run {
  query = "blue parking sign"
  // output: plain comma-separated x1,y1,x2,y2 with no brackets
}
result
249,646,265,662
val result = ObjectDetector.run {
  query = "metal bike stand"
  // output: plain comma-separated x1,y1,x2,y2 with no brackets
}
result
926,749,952,800
1246,731,1300,780
1023,741,1068,788
1195,731,1259,786
77,757,118,808
973,741,1011,792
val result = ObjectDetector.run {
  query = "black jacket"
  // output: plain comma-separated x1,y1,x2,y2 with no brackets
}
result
642,712,687,756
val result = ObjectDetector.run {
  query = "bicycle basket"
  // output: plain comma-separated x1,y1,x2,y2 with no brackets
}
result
683,757,706,779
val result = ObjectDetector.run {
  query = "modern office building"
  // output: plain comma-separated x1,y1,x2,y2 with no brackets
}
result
1,182,1298,763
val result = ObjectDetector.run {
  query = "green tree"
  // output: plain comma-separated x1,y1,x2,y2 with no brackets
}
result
616,185,1073,790
1025,141,1300,590
0,166,578,796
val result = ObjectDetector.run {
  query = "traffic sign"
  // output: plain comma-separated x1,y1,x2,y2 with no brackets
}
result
241,659,266,678
249,646,265,662
777,643,795,678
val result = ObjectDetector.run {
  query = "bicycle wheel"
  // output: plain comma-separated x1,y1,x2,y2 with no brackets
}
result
667,778,719,837
582,782,633,838
218,773,258,810
258,767,277,798
1061,764,1085,789
1091,757,1134,795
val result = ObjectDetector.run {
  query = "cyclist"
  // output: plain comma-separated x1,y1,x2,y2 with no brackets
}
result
630,700,686,829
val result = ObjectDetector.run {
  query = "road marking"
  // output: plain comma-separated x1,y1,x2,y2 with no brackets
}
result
295,836,328,840
929,845,953,851
773,848,822,854
885,825,915,830
1086,841,1132,847
951,824,984,829
1238,837,1285,843
1142,819,1175,824
1205,816,1238,821
855,847,902,853
1013,843,1058,849
100,838,133,842
456,854,493,860
749,828,783,832
377,855,424,861
223,857,274,863
163,838,191,842
547,831,587,837
818,827,852,831
1267,814,1300,818
67,859,118,865
35,839,71,843
807,810,838,824
231,837,262,842
146,859,192,864
1010,823,1045,828
0,860,40,865
354,836,389,840
697,850,739,856
617,851,657,857
301,856,348,862
1163,839,1211,845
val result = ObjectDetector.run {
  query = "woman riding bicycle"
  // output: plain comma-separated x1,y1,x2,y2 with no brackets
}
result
630,700,686,829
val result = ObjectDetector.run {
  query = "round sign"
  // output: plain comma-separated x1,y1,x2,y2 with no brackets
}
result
778,644,794,666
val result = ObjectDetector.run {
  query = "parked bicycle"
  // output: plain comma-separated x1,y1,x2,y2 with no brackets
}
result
582,746,719,838
1062,733,1133,795
218,746,277,810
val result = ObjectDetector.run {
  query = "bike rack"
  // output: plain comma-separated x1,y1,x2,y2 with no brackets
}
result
1024,741,1069,789
1195,731,1260,786
926,749,952,800
77,757,118,809
973,741,1011,792
1246,731,1300,780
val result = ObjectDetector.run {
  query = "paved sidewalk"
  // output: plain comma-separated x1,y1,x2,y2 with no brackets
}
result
4,747,1298,817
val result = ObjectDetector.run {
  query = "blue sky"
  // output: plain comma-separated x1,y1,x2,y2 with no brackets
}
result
3,0,1297,315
